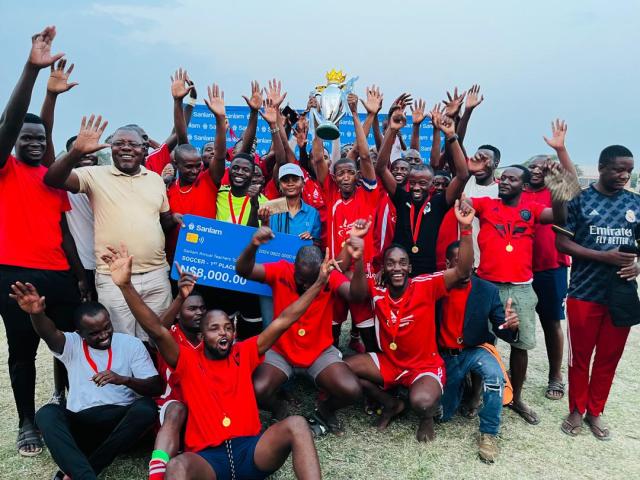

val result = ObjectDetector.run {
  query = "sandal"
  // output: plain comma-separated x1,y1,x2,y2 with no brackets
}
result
560,418,582,437
545,380,565,400
585,416,611,441
17,425,43,457
312,409,345,436
306,416,329,438
508,402,540,425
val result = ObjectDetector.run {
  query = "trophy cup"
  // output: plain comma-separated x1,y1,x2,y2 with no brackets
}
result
311,69,358,140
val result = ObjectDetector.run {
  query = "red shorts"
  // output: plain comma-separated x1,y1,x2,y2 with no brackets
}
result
369,352,445,391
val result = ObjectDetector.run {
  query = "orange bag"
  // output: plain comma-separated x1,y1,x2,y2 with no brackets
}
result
479,343,513,406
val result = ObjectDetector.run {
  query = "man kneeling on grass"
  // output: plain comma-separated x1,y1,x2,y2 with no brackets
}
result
102,243,324,480
10,283,161,480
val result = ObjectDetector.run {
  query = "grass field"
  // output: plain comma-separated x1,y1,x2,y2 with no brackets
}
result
0,321,638,480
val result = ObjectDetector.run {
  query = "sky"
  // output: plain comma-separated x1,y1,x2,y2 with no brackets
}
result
1,0,639,174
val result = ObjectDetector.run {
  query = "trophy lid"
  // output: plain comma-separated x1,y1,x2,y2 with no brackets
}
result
325,69,347,85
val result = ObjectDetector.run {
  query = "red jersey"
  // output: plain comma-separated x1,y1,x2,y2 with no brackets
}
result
439,282,472,349
322,175,379,262
156,324,200,407
472,197,546,283
372,192,397,272
521,187,570,272
264,260,348,367
145,144,171,175
166,171,218,262
0,155,71,270
368,273,447,370
435,209,459,271
174,337,263,452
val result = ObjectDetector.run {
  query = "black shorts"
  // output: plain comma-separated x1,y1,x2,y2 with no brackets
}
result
532,267,568,322
197,435,272,480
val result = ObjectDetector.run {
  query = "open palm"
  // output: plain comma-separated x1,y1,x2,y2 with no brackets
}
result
47,59,78,94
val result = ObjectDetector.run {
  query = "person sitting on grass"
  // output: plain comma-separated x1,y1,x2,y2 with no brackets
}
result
10,282,161,480
345,198,475,442
102,243,325,480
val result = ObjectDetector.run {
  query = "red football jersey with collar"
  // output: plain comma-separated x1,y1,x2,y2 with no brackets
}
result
472,197,546,283
521,187,570,272
322,175,380,262
439,282,472,349
156,324,201,407
174,337,263,452
166,170,218,262
372,192,397,272
145,143,171,175
368,273,447,370
264,260,349,367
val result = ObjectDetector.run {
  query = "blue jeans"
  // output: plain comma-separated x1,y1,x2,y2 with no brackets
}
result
441,347,504,435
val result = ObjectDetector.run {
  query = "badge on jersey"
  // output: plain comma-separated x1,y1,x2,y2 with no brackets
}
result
625,209,636,223
520,209,531,221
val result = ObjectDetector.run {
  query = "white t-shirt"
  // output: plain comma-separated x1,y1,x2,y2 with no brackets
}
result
66,193,95,270
53,332,158,412
465,176,500,268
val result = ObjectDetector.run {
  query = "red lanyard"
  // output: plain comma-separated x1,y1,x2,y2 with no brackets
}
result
408,193,432,249
228,193,250,225
82,340,112,374
385,298,404,350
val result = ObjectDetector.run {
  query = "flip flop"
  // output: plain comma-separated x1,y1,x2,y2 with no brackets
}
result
560,418,582,437
508,402,540,425
17,425,43,457
312,409,345,436
585,416,611,441
545,380,565,400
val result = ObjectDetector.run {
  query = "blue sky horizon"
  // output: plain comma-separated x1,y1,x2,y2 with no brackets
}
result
1,1,639,175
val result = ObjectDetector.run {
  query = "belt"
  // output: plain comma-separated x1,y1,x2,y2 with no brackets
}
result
441,347,464,357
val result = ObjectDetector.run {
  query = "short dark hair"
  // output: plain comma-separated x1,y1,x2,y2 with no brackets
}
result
112,126,144,142
409,163,434,175
333,156,357,171
599,145,633,167
446,240,460,261
434,170,452,179
504,164,531,184
66,136,78,152
24,113,44,125
295,245,324,267
231,152,254,165
174,144,200,163
478,144,501,166
382,243,409,262
390,158,410,168
73,301,109,328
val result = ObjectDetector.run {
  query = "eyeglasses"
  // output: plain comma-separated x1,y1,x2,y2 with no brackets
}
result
111,141,143,149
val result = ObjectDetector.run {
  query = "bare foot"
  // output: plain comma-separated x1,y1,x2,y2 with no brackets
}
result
272,400,289,422
416,416,435,442
376,398,405,431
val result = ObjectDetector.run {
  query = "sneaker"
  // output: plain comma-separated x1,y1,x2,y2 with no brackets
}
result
478,433,499,463
48,391,66,408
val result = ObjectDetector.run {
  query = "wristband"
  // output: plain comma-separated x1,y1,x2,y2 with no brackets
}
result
446,134,459,144
460,228,472,236
270,127,281,134
186,97,197,107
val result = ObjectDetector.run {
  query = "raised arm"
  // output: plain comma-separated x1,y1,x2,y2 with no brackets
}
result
347,94,375,182
375,108,407,196
428,104,444,170
40,59,78,167
170,68,194,146
204,84,227,187
409,98,426,151
263,81,288,167
443,198,475,289
257,249,338,355
311,118,329,184
44,114,109,192
239,80,263,155
159,263,199,328
235,227,274,281
434,115,469,205
543,119,577,177
457,84,483,145
101,245,180,368
360,85,383,150
0,26,64,168
10,282,65,354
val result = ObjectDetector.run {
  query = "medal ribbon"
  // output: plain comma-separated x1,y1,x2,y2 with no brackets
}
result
228,193,250,225
409,193,432,248
82,340,112,374
386,302,403,347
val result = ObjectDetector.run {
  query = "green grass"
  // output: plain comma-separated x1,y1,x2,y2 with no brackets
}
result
0,322,638,479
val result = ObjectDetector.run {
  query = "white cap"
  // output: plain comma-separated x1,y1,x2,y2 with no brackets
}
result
278,163,304,180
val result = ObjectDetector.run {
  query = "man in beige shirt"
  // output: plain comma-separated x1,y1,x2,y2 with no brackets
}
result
45,116,182,340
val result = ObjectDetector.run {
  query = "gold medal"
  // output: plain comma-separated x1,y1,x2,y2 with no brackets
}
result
298,328,306,337
222,416,231,427
506,244,514,252
411,245,419,254
389,341,398,351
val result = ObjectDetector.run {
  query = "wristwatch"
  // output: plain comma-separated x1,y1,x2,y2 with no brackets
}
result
446,134,459,144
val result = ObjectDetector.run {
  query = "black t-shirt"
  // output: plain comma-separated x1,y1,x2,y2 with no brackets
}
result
392,189,450,275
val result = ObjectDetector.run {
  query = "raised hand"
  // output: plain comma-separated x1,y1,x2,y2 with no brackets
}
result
294,116,309,147
28,26,64,69
100,243,133,287
251,226,275,246
454,194,475,225
306,95,319,112
174,262,199,299
543,119,568,151
9,282,46,315
347,93,358,114
242,80,262,111
318,248,342,284
171,68,194,100
468,150,492,175
426,103,445,129
204,83,225,118
410,98,427,124
465,84,484,110
266,78,287,109
388,109,407,131
499,298,520,331
390,92,413,111
349,216,372,238
258,205,272,225
360,85,383,114
47,58,78,95
346,235,365,261
433,114,455,137
259,98,278,125
443,87,466,117
72,115,110,155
